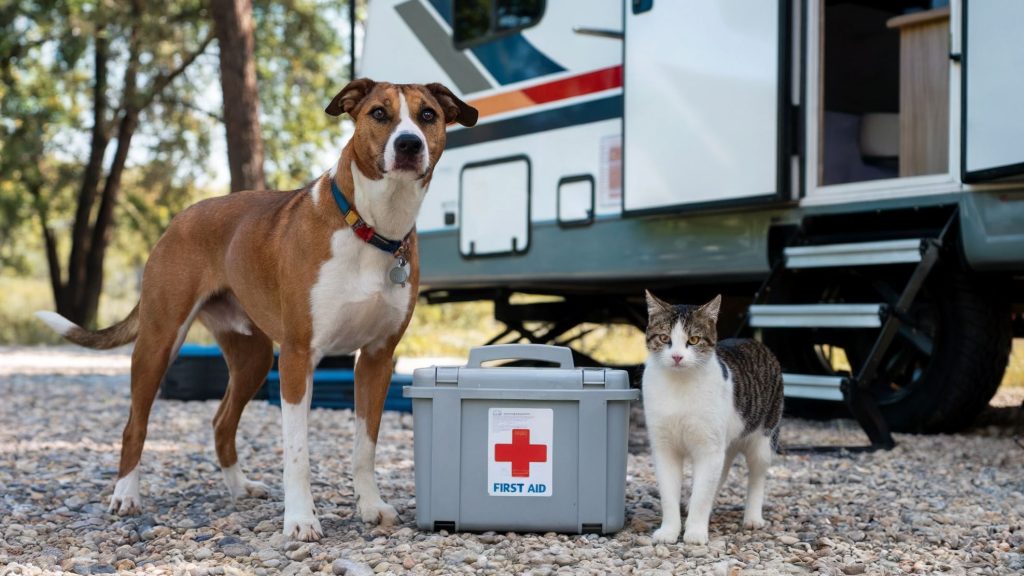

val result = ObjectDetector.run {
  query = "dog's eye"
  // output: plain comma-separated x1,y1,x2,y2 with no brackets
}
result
420,109,436,123
688,335,701,345
371,107,387,122
658,334,670,344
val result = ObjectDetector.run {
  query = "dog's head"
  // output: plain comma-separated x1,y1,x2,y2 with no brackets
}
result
326,79,477,181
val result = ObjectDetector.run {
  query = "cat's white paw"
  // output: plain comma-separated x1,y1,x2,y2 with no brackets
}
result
683,527,709,545
743,515,766,530
284,513,323,542
652,526,680,543
358,499,400,526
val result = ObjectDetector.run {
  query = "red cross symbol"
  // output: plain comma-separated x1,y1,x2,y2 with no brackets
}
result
494,428,547,477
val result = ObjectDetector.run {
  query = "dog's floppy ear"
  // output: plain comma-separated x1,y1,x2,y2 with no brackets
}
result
326,78,377,117
425,83,478,127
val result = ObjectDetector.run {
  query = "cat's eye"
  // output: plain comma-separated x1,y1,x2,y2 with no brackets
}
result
657,334,670,344
687,335,701,345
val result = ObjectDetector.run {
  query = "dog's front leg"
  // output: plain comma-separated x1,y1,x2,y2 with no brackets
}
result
279,346,323,541
352,345,400,526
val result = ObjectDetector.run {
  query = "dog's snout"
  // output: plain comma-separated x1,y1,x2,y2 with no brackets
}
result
394,133,423,155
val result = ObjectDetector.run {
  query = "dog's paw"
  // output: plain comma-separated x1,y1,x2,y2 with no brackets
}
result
108,493,142,515
242,480,271,499
683,527,709,545
742,515,766,530
223,465,271,500
109,471,142,515
284,514,323,542
652,526,680,544
358,499,400,526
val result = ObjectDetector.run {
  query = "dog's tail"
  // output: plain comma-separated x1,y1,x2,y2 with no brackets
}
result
34,304,140,350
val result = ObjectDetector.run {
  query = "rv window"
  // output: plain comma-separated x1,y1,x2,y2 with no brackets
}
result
454,0,544,48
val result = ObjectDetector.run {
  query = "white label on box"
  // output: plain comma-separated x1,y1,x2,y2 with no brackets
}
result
487,407,553,497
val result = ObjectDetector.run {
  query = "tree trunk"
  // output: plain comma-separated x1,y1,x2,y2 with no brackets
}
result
64,32,109,323
81,109,139,326
209,0,266,193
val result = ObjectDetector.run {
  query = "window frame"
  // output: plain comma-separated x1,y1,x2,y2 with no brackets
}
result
453,0,547,50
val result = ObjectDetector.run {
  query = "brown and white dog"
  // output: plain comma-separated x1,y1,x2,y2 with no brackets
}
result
35,79,477,541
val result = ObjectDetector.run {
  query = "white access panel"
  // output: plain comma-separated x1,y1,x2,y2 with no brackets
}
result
963,0,1024,181
624,0,781,212
460,157,530,256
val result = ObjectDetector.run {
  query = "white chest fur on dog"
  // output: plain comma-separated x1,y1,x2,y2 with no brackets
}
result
309,229,410,356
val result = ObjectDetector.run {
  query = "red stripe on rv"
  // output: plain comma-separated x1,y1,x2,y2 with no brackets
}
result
520,65,623,105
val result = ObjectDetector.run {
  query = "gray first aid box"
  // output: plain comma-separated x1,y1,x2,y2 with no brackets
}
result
404,344,640,534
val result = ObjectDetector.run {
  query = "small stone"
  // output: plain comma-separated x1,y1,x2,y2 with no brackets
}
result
332,559,374,576
141,526,171,540
287,547,311,561
779,535,800,545
842,563,867,575
553,555,575,566
257,549,281,561
194,548,213,561
115,559,135,571
254,520,277,533
221,544,253,558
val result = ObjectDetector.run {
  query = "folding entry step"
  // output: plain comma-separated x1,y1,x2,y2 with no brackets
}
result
748,304,886,328
738,214,955,454
782,373,845,402
783,238,927,269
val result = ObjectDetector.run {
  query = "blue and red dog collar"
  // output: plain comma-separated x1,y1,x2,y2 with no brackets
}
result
330,179,406,255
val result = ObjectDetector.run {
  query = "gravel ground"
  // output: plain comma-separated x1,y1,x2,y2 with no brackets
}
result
1,347,1022,575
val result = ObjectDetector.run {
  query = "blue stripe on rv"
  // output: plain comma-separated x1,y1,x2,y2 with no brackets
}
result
445,94,623,149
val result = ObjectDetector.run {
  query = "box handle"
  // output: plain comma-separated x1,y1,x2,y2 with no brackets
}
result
466,344,575,368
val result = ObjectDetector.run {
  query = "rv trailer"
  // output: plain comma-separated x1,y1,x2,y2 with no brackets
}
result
361,0,1024,440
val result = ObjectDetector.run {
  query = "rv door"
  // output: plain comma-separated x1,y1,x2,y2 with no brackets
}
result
623,0,789,214
962,0,1024,183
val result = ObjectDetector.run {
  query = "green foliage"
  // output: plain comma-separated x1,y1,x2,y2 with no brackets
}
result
1,0,351,327
253,0,350,189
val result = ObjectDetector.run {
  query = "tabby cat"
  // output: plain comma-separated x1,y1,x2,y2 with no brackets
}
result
642,291,783,544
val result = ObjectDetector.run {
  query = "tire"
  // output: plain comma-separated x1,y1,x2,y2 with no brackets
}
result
865,265,1011,433
768,261,1011,433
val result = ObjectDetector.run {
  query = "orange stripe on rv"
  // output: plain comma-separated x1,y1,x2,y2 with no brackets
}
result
468,65,623,119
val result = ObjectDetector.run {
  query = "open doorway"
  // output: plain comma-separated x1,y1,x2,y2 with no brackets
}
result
816,0,950,187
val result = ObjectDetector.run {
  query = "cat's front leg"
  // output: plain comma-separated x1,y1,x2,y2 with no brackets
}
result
650,440,685,543
742,434,773,529
683,449,725,545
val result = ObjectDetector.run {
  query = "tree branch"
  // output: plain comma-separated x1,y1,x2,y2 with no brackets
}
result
141,31,215,109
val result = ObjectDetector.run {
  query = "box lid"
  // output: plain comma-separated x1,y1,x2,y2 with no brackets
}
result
407,345,636,400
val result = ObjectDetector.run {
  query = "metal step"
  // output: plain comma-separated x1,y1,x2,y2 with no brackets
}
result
785,238,926,269
783,373,845,402
748,304,885,328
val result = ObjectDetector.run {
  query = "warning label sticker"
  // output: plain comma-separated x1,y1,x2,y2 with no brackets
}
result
487,407,553,497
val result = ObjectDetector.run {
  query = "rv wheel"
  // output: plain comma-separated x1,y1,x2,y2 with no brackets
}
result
771,263,1011,433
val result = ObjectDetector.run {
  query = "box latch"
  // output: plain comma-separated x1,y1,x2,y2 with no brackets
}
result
435,367,460,387
582,368,606,389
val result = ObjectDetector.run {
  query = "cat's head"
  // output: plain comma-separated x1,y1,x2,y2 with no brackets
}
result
644,291,721,371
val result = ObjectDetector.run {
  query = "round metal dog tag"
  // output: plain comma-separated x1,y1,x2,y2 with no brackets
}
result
389,258,410,286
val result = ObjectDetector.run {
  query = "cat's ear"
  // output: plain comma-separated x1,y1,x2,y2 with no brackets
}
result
645,290,673,316
698,294,722,323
